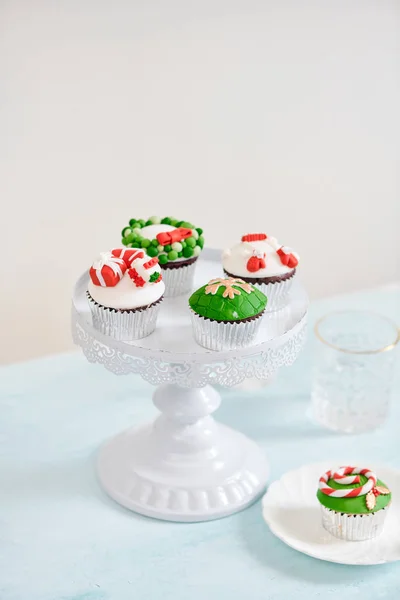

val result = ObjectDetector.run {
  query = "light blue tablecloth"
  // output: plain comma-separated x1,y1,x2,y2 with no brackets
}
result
1,287,399,600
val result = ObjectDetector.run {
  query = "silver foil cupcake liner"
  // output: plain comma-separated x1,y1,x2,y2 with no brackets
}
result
190,311,264,351
321,505,389,541
254,273,296,312
223,269,296,312
87,293,163,341
161,260,198,297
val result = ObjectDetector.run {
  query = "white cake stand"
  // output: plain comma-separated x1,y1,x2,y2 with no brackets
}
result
72,248,308,522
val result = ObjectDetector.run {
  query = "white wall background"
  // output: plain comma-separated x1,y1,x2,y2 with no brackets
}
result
1,0,399,364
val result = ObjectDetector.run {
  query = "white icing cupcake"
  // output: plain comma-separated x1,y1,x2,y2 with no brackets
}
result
222,233,299,311
87,248,165,340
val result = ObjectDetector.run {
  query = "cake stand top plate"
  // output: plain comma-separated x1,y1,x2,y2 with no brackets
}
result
72,248,308,386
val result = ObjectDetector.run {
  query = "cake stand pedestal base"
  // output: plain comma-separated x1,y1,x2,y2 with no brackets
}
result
97,384,269,522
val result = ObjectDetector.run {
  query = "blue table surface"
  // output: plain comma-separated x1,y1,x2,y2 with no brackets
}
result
1,286,400,600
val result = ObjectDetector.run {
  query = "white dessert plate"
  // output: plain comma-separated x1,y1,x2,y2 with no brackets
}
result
262,462,400,565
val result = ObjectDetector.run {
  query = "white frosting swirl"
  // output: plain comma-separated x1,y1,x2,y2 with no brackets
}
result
88,249,165,310
88,273,165,310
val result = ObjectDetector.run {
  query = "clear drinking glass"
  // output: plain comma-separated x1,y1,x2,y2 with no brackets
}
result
311,310,399,433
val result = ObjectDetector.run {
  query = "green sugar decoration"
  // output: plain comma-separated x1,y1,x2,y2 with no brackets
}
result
189,278,267,322
120,216,204,263
149,271,161,283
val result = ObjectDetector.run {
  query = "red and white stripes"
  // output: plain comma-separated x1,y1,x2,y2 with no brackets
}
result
90,248,162,288
319,466,377,498
112,248,145,266
90,252,127,287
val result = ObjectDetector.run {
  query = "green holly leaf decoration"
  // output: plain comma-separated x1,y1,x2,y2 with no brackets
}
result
149,271,161,283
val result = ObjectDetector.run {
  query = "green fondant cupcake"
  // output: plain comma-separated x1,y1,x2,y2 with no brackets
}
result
317,466,391,541
121,216,204,297
189,277,267,351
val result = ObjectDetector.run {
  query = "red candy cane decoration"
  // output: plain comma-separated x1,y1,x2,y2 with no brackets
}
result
112,248,145,266
319,466,377,498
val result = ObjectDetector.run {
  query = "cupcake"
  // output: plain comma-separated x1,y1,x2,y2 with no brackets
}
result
222,233,299,311
189,276,267,351
317,466,391,541
87,248,165,340
120,216,204,297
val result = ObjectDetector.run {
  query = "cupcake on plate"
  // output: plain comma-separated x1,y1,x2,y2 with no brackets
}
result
87,248,165,340
189,277,267,351
120,216,204,297
317,465,391,541
222,233,299,311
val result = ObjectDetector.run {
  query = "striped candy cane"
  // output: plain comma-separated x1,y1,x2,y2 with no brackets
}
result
112,248,145,266
319,466,377,498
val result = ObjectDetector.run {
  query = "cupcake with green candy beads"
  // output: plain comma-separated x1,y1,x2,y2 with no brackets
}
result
121,216,204,297
189,277,267,351
317,465,392,541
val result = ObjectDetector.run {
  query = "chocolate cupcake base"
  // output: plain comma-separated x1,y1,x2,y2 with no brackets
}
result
87,292,163,341
161,257,198,297
223,268,296,312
